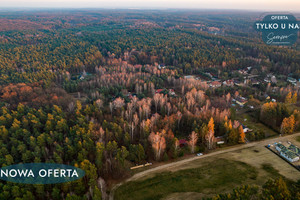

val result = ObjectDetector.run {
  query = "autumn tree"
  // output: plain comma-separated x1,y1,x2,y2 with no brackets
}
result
262,177,291,200
148,131,166,160
206,117,215,149
188,131,198,153
280,115,295,135
285,92,292,104
238,125,245,143
292,92,297,104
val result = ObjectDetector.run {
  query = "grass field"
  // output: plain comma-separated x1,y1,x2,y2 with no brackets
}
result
114,134,300,200
114,159,258,200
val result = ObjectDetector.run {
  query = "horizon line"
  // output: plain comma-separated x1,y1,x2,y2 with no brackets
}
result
0,7,299,13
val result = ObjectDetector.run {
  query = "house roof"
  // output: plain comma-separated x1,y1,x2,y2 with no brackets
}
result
155,89,164,93
179,139,187,144
281,149,299,159
288,144,300,155
236,96,248,103
211,81,221,86
225,80,234,83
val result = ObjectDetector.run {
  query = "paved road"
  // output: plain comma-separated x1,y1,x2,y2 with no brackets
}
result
109,132,300,200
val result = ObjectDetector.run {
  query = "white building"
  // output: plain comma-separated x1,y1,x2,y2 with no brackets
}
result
276,143,300,163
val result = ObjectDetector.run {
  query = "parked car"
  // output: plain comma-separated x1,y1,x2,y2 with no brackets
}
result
197,153,203,156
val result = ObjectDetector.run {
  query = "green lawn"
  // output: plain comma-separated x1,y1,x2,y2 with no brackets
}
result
114,159,258,200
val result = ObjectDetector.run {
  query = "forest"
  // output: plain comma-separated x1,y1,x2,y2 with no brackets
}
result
0,9,299,199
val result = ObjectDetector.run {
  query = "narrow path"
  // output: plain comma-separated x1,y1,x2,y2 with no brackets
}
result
109,132,300,200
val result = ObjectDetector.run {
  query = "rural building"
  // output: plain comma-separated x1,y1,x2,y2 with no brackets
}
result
179,139,187,147
271,76,277,84
287,77,297,83
155,89,164,94
184,75,195,80
209,81,222,88
234,80,244,87
288,144,300,156
169,89,176,96
276,143,287,152
235,96,248,107
223,80,234,86
276,143,300,163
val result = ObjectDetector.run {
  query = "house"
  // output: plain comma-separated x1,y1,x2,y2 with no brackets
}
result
238,69,248,75
251,79,260,85
155,89,164,94
215,136,225,144
179,139,187,147
244,79,251,85
271,76,277,84
184,75,195,80
169,89,176,96
287,77,297,84
243,127,253,133
276,143,287,152
235,96,248,107
240,123,252,133
234,80,244,87
209,81,222,88
276,143,300,162
158,64,166,69
280,149,299,162
223,80,234,87
288,144,300,156
205,73,213,79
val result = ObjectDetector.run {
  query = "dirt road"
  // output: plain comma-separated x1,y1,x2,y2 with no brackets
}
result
109,132,300,200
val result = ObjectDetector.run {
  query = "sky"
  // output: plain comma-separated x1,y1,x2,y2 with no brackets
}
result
1,0,300,12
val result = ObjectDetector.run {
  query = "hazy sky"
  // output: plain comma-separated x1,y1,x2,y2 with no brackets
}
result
1,0,300,12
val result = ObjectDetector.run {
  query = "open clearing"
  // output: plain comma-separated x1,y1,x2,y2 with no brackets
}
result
235,112,278,137
113,133,300,200
114,158,258,200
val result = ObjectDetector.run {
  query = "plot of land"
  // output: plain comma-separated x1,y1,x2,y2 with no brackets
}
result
235,112,278,137
113,133,300,200
114,159,258,200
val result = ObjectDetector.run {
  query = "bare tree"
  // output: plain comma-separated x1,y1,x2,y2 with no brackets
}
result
109,102,113,116
148,131,166,160
188,131,198,153
177,111,182,128
113,97,125,109
166,102,172,116
206,117,215,149
95,99,103,109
